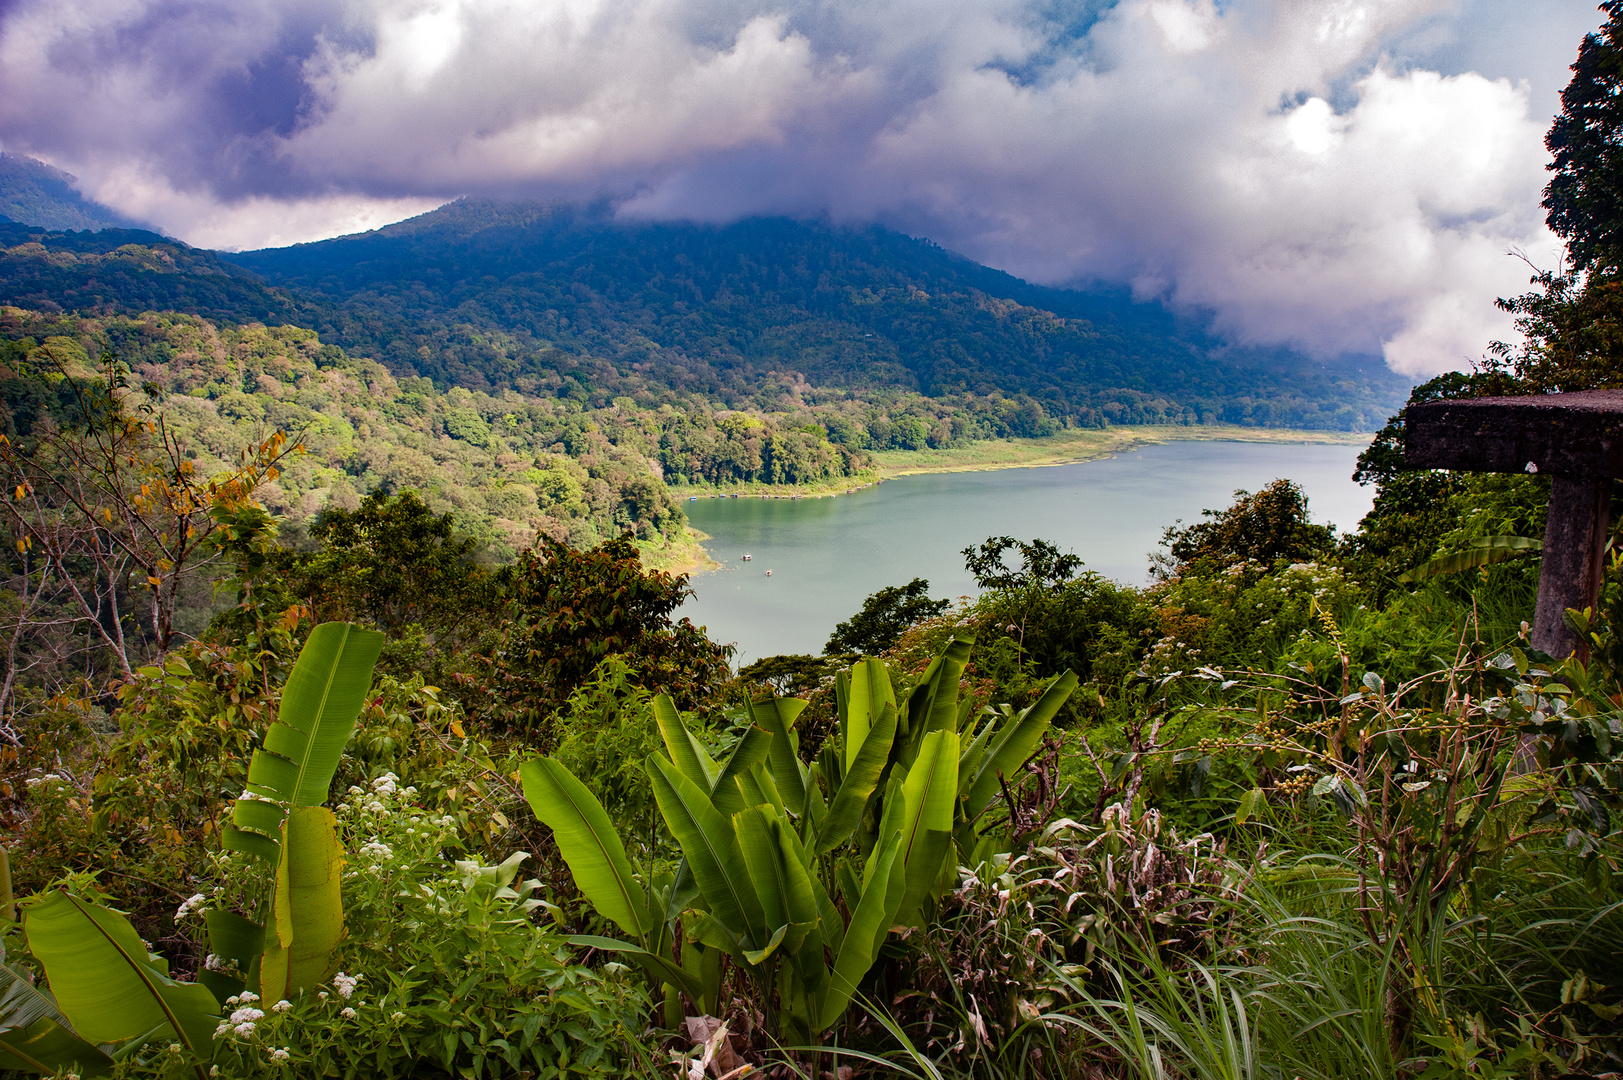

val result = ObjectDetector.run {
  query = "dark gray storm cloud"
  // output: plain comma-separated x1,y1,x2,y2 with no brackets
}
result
0,0,1605,374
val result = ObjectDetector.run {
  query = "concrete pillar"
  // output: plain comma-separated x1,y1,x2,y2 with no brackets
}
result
1532,475,1611,659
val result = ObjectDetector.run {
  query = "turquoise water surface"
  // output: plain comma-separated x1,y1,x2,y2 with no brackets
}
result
679,439,1372,664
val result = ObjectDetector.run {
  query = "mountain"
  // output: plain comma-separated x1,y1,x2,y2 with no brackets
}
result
226,199,1410,430
0,153,146,232
0,199,1411,434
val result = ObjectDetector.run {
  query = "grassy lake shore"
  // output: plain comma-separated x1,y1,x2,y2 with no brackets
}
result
870,423,1371,477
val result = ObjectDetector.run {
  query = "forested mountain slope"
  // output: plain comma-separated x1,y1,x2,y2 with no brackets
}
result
0,153,146,232
228,199,1407,429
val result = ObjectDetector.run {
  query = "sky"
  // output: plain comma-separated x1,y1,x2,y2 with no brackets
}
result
0,0,1606,376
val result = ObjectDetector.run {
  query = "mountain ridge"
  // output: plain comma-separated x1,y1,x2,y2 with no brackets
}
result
0,153,148,232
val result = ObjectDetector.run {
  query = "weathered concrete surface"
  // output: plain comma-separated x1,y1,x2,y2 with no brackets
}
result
1405,391,1623,659
1405,389,1623,479
1533,476,1611,657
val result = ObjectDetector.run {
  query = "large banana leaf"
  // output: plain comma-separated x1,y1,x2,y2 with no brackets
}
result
0,958,112,1076
1397,535,1542,583
21,892,218,1054
751,697,809,815
962,670,1077,822
226,622,384,860
907,636,973,738
843,659,894,773
817,702,897,856
520,758,649,940
259,807,345,1001
895,730,959,926
736,805,819,958
817,828,904,1031
653,695,718,791
709,724,773,817
647,755,767,949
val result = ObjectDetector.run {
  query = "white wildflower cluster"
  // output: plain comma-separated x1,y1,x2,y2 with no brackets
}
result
332,972,361,999
174,893,207,921
371,772,399,795
271,999,292,1014
269,1048,291,1063
214,997,264,1039
359,840,394,862
340,1007,358,1020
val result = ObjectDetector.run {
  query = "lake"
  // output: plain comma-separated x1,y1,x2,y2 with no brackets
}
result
679,439,1372,665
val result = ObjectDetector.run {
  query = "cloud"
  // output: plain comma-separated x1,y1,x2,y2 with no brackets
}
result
0,0,1603,374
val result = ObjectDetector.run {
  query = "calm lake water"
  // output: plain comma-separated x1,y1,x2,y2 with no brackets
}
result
680,440,1372,665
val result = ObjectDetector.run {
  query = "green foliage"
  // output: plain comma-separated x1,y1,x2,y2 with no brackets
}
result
524,640,1078,1045
493,534,733,731
1544,0,1623,275
3,890,217,1077
550,657,670,842
1157,478,1334,578
825,578,950,656
212,622,383,1004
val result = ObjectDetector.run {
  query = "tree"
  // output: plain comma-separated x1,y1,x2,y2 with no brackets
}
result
824,577,949,656
1156,480,1333,578
289,491,502,638
1487,5,1623,394
491,533,732,735
0,351,293,720
1545,0,1623,274
962,536,1082,592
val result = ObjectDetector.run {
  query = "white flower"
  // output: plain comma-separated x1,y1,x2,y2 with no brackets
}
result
229,1007,264,1025
233,1022,255,1037
340,1007,357,1020
213,1023,232,1039
203,954,229,972
390,1011,405,1022
174,893,206,920
238,991,259,1003
211,1068,221,1077
371,772,398,795
365,800,386,814
359,841,393,862
225,996,240,1006
333,972,360,999
270,1048,290,1063
347,785,364,796
272,1000,292,1013
318,991,329,1001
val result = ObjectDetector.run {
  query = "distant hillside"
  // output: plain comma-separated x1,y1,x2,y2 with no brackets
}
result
0,201,1411,435
227,199,1410,430
0,219,292,320
0,153,145,232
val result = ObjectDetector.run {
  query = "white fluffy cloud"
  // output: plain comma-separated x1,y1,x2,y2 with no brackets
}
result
0,0,1603,374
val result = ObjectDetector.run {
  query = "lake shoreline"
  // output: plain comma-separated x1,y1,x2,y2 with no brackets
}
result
870,424,1371,478
666,426,1372,578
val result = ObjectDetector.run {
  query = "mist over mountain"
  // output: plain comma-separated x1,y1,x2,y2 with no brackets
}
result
0,153,146,232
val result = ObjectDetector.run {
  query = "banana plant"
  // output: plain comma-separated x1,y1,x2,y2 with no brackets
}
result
524,637,1077,1043
1,892,218,1078
209,621,384,1003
